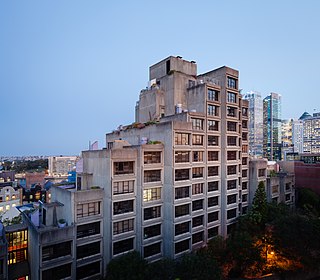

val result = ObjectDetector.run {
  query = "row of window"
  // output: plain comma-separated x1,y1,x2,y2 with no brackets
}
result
175,133,239,147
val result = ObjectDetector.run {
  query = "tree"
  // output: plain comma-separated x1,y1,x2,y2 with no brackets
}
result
249,181,268,226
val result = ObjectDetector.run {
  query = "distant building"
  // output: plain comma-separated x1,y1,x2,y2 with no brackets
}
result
302,112,320,153
25,172,46,189
243,91,263,157
263,92,282,160
48,156,78,177
292,119,304,153
281,119,294,160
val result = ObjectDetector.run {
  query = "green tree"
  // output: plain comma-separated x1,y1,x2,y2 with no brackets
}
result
296,188,320,217
145,258,175,280
249,181,268,226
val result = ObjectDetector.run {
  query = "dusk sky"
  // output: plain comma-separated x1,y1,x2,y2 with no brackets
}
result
1,1,319,156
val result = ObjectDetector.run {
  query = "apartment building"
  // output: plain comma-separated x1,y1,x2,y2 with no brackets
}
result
79,56,249,268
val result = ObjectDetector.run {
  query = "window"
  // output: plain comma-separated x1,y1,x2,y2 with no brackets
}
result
227,208,237,219
192,199,203,211
208,151,219,161
42,241,72,261
227,165,237,175
208,196,219,207
242,157,248,165
193,151,203,162
258,169,266,177
175,133,190,145
208,120,219,131
208,135,219,146
192,183,203,195
113,200,134,215
242,107,248,116
227,106,237,117
144,206,161,220
175,186,190,199
227,136,237,146
175,221,190,235
113,180,134,195
192,231,204,244
208,181,219,192
192,118,204,130
242,182,248,190
144,224,161,239
227,194,237,204
242,145,248,153
175,239,190,254
42,264,71,280
192,215,203,227
192,167,204,178
175,151,190,163
272,185,279,194
285,194,291,201
208,89,219,101
227,77,237,89
113,238,134,255
192,134,203,145
285,183,291,191
77,241,100,259
113,219,134,235
143,187,161,202
227,121,237,132
242,169,248,178
207,105,219,116
242,194,248,202
227,151,237,161
242,206,248,214
76,261,100,279
227,92,237,103
77,201,101,218
144,151,161,164
208,211,219,222
208,226,219,238
227,180,237,190
175,169,190,181
114,161,134,175
175,204,190,218
242,132,248,141
144,170,161,183
144,242,161,258
242,120,248,128
208,166,218,177
77,222,100,238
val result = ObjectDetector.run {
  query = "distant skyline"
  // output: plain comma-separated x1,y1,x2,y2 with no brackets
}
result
1,1,319,156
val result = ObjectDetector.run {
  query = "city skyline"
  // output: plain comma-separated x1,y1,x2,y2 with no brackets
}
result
1,1,320,156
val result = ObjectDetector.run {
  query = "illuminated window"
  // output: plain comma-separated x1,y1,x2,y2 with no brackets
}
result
143,188,161,202
6,205,10,210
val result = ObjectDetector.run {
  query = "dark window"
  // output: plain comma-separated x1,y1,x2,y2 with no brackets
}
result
175,239,190,254
144,151,161,164
175,169,190,181
208,166,218,176
42,241,72,261
227,77,237,89
208,105,219,116
175,204,190,218
113,238,134,255
192,231,204,244
113,180,134,195
242,181,248,190
227,106,237,117
208,151,219,161
227,165,237,175
166,60,171,74
227,208,237,219
285,194,291,201
144,206,161,220
192,167,203,178
113,200,134,215
208,181,219,192
175,186,190,199
227,92,237,103
208,211,219,222
227,180,237,190
113,219,134,235
144,242,161,258
227,136,237,146
192,134,203,145
77,241,100,259
175,133,190,145
144,224,161,239
114,161,134,175
208,120,219,131
242,120,248,128
208,196,219,207
227,151,237,161
242,132,248,141
144,170,161,183
242,169,248,178
242,157,248,165
258,168,266,177
77,261,100,279
42,263,71,280
175,221,190,235
175,151,190,163
208,89,219,101
192,215,204,227
208,135,219,146
227,121,237,132
192,118,204,130
192,199,203,211
193,151,203,162
208,226,219,238
192,183,203,195
227,194,237,204
242,194,248,202
77,222,100,238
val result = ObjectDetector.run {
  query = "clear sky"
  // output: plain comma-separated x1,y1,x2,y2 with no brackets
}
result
1,1,319,156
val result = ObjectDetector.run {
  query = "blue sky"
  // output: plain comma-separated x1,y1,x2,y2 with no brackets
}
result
1,1,319,156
